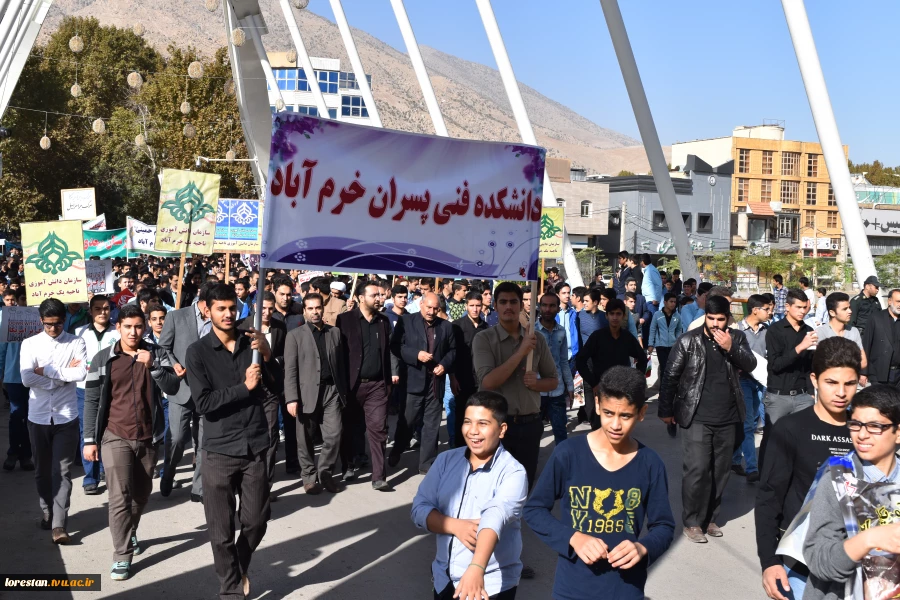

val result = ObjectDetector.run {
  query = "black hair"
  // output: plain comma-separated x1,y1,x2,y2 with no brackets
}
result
494,281,523,302
391,285,408,298
826,292,850,315
601,288,618,301
118,303,145,322
136,287,159,305
89,294,109,309
464,290,482,303
773,274,784,284
2,288,15,297
539,292,560,307
597,366,647,409
303,292,324,308
263,291,276,303
572,286,587,301
147,302,167,316
606,298,626,315
762,292,775,304
554,281,571,293
624,291,636,301
198,281,217,304
698,282,714,295
684,278,697,286
420,277,436,288
747,294,768,311
640,253,653,266
618,250,629,259
299,281,310,294
38,298,66,319
850,384,900,426
587,288,604,303
452,281,468,293
272,275,294,292
310,277,331,295
663,292,678,303
466,390,508,424
624,277,636,285
680,296,695,306
705,295,731,317
206,283,237,305
673,269,681,276
812,337,861,378
786,288,808,306
235,277,250,288
799,276,810,287
358,280,381,298
817,287,826,296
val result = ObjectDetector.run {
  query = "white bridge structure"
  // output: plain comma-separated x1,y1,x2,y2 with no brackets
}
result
0,0,877,287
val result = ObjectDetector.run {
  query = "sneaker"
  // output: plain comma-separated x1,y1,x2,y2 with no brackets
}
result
372,480,392,491
520,565,536,579
131,534,143,556
99,471,106,482
279,429,286,443
747,471,760,484
84,483,103,495
159,476,173,497
51,527,70,544
110,560,131,581
2,456,16,471
19,458,34,471
730,464,747,477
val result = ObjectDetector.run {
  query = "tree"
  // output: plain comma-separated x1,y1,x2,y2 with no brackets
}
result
616,170,635,177
849,159,900,187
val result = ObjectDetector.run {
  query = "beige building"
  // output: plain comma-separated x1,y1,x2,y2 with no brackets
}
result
547,158,609,248
672,124,847,258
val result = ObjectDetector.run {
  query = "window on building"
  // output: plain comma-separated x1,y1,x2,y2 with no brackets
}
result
652,211,668,230
297,106,318,116
827,184,836,206
556,198,565,207
580,201,592,218
778,215,799,243
609,210,621,228
339,71,373,90
697,213,713,233
275,68,297,91
341,95,369,118
738,148,750,174
781,180,799,204
827,211,838,228
737,178,749,202
805,212,816,229
768,218,778,241
748,219,767,243
806,182,817,204
762,150,774,175
316,70,339,94
808,154,819,177
782,151,800,176
329,108,337,119
761,179,772,202
682,213,692,232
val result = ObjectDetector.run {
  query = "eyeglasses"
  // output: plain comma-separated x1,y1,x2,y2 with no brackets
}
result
847,420,898,435
41,322,64,330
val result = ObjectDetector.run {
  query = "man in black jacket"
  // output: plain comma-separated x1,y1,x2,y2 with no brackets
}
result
659,295,757,544
83,304,179,581
861,289,900,387
272,275,305,331
850,275,882,336
613,250,633,296
450,291,487,447
389,292,456,473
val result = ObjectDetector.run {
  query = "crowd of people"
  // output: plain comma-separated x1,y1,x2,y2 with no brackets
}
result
3,246,900,600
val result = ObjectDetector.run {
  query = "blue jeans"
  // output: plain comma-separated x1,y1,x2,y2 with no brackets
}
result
647,301,659,315
157,395,172,479
733,377,764,473
5,383,31,459
785,565,807,600
76,387,104,486
541,394,568,445
444,378,455,447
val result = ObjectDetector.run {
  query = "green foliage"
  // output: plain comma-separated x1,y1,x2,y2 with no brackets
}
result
0,17,255,232
848,159,900,187
616,170,635,177
874,251,900,290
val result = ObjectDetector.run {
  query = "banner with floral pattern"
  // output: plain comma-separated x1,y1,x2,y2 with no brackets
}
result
214,199,262,253
21,219,88,305
155,169,221,255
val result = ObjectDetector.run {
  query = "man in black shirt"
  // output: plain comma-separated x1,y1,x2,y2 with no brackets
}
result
575,299,647,431
185,283,279,600
450,291,488,447
272,275,304,331
765,289,817,429
850,275,882,336
861,289,900,387
660,296,757,544
756,337,859,600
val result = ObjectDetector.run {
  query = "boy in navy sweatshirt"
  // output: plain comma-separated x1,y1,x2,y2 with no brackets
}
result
524,366,674,600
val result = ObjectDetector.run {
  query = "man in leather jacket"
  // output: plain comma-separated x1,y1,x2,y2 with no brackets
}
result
658,296,757,544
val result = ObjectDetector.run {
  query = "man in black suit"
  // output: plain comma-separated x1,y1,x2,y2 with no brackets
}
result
389,293,456,473
272,275,304,331
861,289,900,386
450,290,487,447
336,280,394,491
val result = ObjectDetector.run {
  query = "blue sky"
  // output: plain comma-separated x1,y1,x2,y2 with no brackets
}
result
308,1,894,165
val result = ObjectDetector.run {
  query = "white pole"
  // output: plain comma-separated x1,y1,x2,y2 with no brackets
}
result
328,0,382,127
388,0,448,137
597,0,699,283
619,200,627,253
474,0,584,288
247,14,286,113
781,0,876,287
278,0,330,118
0,0,28,87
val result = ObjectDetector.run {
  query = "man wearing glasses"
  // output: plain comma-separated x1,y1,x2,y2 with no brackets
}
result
19,298,88,544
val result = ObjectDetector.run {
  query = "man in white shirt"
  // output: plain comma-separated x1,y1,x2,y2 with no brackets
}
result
20,298,88,544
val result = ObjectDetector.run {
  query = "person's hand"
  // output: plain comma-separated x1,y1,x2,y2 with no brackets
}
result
639,318,646,325
392,375,400,385
647,346,654,356
453,565,488,600
173,363,186,378
34,366,44,376
346,298,357,310
860,375,868,387
68,357,82,368
245,363,262,390
286,402,298,418
796,331,818,353
518,332,537,357
712,328,732,352
245,328,272,361
660,416,675,425
863,521,900,554
568,389,575,409
762,564,791,600
433,364,445,377
135,350,152,367
570,531,608,565
451,518,479,552
524,371,538,389
417,351,433,364
83,444,98,462
607,540,647,569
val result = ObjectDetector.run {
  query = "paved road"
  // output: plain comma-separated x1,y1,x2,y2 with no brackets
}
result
0,369,763,599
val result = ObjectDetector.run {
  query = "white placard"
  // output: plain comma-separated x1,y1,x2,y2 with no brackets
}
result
0,305,42,343
82,213,107,231
750,351,768,387
86,259,115,294
61,188,97,221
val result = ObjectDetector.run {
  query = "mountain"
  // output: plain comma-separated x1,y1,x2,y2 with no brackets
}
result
37,0,659,174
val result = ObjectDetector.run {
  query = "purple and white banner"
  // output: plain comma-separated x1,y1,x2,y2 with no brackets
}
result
261,115,545,280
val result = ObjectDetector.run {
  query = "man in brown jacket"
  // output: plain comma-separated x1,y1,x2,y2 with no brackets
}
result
311,277,347,326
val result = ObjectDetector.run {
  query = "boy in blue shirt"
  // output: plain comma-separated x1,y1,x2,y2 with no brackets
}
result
411,391,528,600
524,366,675,600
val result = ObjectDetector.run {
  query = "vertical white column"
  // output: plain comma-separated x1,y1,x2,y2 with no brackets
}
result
388,0,448,136
781,0,876,287
247,14,286,112
597,0,699,282
278,0,330,117
474,0,584,287
328,0,382,126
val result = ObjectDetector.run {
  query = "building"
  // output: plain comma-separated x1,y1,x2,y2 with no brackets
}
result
547,158,610,249
265,53,374,124
672,123,847,260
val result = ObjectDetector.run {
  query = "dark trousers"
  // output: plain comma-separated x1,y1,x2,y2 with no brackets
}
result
341,380,389,481
453,389,474,449
164,400,202,496
502,417,543,489
656,346,672,387
280,399,299,469
101,430,157,562
5,383,31,460
76,387,104,486
202,449,270,600
263,397,280,486
297,385,343,486
394,383,442,472
28,418,79,529
435,581,517,599
681,422,737,528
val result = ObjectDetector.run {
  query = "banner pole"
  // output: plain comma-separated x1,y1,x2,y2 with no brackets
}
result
252,266,265,365
526,279,538,371
541,259,545,293
225,252,231,282
175,252,186,308
349,274,360,300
